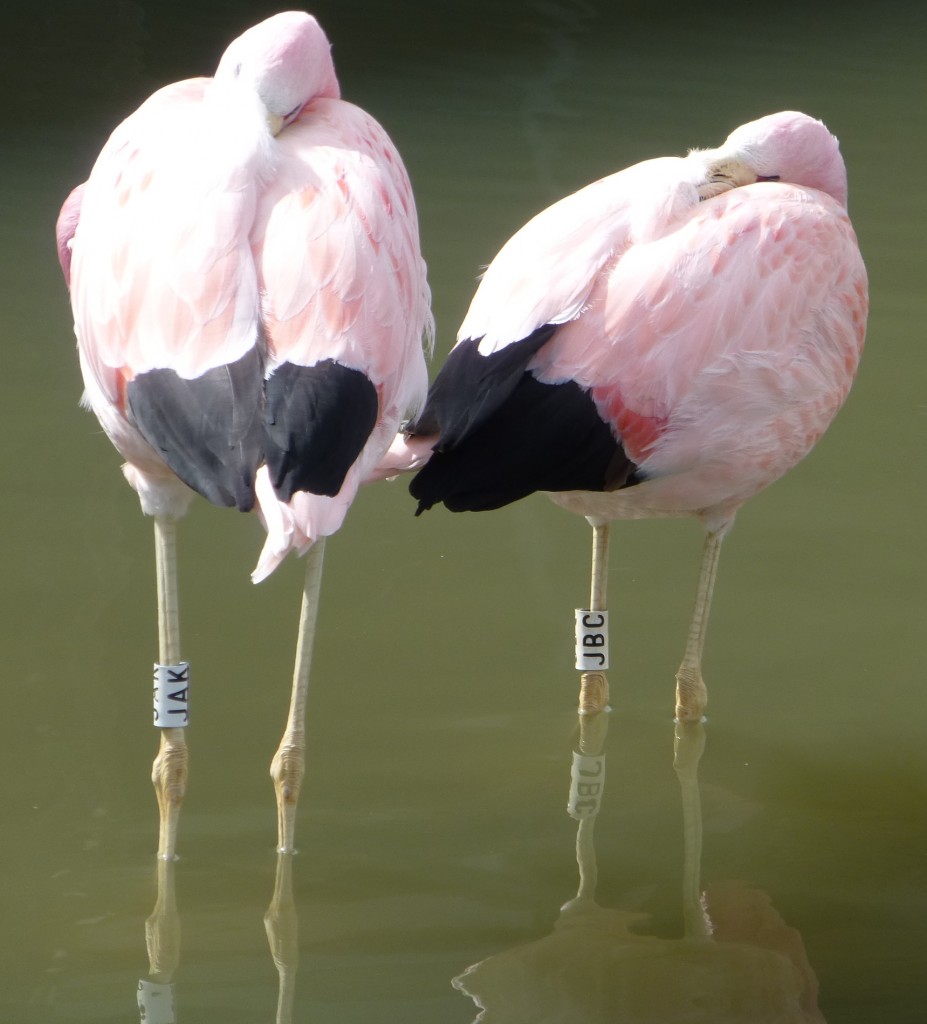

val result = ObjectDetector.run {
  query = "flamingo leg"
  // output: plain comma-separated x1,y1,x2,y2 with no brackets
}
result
151,515,188,861
675,528,724,721
589,519,610,612
272,537,326,854
579,520,610,715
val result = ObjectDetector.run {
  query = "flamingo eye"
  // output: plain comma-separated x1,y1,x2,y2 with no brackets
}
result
757,174,781,182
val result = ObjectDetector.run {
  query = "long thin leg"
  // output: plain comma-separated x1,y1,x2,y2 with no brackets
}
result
272,537,326,854
675,528,724,721
589,519,610,613
152,515,188,861
578,521,610,714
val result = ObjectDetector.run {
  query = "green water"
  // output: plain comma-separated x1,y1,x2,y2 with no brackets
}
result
1,1,925,1021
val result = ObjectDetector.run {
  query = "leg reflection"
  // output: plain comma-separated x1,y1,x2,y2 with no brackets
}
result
673,718,711,940
264,852,299,1024
453,699,826,1022
138,857,179,1023
135,844,302,1022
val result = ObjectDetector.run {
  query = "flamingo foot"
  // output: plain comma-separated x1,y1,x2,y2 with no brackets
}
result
578,671,610,715
674,665,708,723
271,742,305,854
152,730,187,861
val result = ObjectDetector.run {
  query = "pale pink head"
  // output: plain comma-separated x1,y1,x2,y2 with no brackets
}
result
215,11,340,133
721,111,848,207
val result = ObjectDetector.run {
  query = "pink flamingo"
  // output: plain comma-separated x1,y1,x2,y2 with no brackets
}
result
405,111,867,720
57,11,432,858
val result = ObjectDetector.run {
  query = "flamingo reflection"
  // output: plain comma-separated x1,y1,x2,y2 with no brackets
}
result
137,851,299,1024
453,711,825,1023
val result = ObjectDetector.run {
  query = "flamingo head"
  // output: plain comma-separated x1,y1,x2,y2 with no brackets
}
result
215,11,340,136
700,111,848,208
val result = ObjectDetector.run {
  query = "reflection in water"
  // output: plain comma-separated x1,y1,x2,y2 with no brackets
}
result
137,853,300,1024
138,859,179,1024
454,711,825,1023
264,853,300,1024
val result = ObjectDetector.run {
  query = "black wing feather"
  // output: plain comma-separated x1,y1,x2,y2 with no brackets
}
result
407,326,556,448
263,360,378,501
409,357,642,515
126,346,264,511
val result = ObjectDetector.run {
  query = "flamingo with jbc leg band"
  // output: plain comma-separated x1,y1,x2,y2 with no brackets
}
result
401,111,867,718
57,10,432,858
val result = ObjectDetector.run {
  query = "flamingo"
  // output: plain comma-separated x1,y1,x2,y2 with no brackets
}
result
404,111,867,720
56,11,432,858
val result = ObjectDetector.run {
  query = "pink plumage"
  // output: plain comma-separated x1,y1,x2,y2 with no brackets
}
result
408,111,867,719
58,11,432,582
